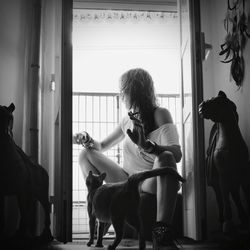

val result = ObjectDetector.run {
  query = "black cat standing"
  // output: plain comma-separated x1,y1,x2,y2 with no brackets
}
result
86,168,185,250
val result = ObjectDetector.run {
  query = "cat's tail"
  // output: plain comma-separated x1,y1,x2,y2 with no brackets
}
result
127,167,185,188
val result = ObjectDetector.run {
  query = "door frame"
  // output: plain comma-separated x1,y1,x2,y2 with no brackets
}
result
180,0,206,240
60,0,206,242
189,0,206,240
57,0,73,243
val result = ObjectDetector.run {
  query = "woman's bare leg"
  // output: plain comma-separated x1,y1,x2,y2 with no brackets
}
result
78,148,128,183
140,151,179,224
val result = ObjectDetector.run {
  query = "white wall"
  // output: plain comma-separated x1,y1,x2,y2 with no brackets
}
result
0,0,33,237
40,0,61,198
200,0,250,237
0,0,32,146
0,0,62,237
39,1,62,236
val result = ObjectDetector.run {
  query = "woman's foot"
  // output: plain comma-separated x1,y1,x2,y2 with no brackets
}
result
152,222,179,250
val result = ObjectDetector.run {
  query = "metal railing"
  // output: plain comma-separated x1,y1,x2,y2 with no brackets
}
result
72,92,180,237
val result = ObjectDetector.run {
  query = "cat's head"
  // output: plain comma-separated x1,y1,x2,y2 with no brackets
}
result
86,171,106,191
0,103,15,136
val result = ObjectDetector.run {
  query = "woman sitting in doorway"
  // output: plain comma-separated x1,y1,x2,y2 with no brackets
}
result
75,68,183,249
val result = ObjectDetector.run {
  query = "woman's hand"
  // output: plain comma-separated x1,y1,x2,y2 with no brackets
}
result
73,131,94,148
127,111,148,149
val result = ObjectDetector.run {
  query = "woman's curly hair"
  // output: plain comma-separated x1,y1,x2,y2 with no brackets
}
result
119,68,158,135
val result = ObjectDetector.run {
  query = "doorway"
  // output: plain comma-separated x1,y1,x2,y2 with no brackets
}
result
72,6,181,240
58,0,206,243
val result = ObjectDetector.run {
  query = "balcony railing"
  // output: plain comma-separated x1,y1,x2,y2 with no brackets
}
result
72,92,180,238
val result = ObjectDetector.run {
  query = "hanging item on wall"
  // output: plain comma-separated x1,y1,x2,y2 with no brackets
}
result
219,0,250,88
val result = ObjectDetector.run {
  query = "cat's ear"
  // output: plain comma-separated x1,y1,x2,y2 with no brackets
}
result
218,90,227,98
100,172,106,181
88,171,93,177
7,103,15,113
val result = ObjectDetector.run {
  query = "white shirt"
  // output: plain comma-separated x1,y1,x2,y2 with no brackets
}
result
120,115,180,176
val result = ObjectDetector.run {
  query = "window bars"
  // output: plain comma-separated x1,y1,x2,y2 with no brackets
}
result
72,92,180,238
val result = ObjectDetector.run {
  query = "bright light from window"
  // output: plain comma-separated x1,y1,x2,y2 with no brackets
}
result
73,9,180,94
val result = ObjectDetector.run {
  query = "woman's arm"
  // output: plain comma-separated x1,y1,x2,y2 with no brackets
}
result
94,125,125,152
148,144,182,163
127,107,182,163
74,125,125,151
152,107,182,162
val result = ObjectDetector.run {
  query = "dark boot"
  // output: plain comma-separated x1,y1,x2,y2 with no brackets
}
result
152,222,179,250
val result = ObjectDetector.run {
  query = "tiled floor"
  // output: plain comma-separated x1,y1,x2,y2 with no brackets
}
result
3,234,250,250
1,238,220,250
47,239,220,250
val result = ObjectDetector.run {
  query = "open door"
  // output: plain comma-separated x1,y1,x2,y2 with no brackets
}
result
179,0,206,240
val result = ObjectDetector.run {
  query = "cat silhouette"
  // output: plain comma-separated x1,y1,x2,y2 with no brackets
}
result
85,167,185,250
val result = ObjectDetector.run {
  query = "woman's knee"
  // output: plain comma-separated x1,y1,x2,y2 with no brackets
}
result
154,151,176,168
78,148,97,166
78,148,88,164
78,149,99,176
